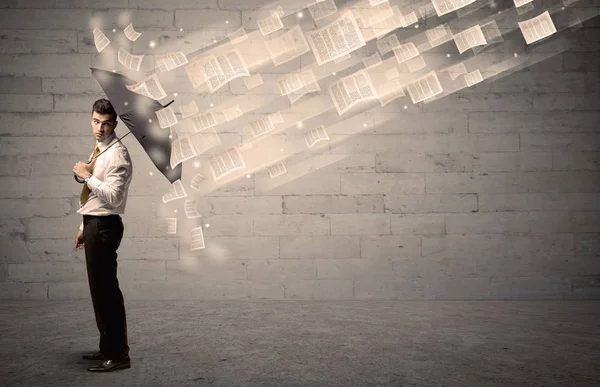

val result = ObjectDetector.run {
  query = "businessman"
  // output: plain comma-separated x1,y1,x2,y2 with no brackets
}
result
73,98,133,372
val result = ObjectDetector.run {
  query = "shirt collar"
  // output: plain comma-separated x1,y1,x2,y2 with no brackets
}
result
97,131,117,152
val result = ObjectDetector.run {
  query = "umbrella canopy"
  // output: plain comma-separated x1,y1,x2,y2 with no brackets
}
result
90,67,182,183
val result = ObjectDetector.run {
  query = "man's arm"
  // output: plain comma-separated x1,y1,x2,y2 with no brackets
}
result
86,148,132,207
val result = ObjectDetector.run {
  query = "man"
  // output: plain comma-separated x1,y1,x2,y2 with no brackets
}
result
73,98,133,372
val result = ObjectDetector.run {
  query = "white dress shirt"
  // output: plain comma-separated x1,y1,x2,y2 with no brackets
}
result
77,131,133,231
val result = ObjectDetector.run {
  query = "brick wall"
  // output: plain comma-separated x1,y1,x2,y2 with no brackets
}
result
1,0,599,300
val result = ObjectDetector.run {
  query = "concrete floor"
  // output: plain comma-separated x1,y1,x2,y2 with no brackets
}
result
0,300,599,387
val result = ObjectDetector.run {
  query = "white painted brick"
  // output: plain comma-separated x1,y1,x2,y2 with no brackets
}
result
392,258,423,279
189,214,253,236
0,233,29,264
423,93,532,112
521,134,600,152
468,111,600,133
445,212,529,234
526,171,600,193
469,134,519,152
183,236,279,260
53,93,105,113
0,175,77,198
426,172,529,194
117,237,179,260
167,258,247,281
91,9,174,29
283,279,354,299
283,194,384,214
204,196,282,214
541,255,600,277
341,173,424,195
330,213,390,235
0,282,47,299
473,152,552,172
572,211,600,232
464,72,592,93
0,29,77,54
0,198,71,218
385,194,477,214
354,276,422,299
130,0,217,8
42,78,103,94
0,219,25,234
248,259,316,281
242,9,315,31
254,172,340,195
116,260,166,281
391,214,445,235
217,0,274,9
176,9,241,29
7,261,86,282
575,233,600,255
361,235,421,259
291,154,376,173
533,93,600,111
1,0,55,7
47,281,90,300
203,177,255,197
479,193,600,212
0,113,92,136
553,152,600,171
0,77,42,93
27,238,85,262
376,153,472,173
474,254,545,277
0,94,52,112
26,216,82,239
56,0,128,7
0,155,32,176
491,277,571,299
330,134,472,154
314,258,392,280
372,112,468,134
422,234,506,259
0,9,92,29
280,235,360,259
119,280,255,300
0,54,94,78
528,211,572,233
253,214,330,235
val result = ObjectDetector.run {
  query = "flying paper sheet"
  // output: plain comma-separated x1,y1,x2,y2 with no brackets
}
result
306,11,366,65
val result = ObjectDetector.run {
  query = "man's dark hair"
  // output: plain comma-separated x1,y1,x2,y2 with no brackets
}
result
92,98,117,122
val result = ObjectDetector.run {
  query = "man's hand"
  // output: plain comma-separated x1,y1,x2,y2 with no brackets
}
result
75,230,85,249
73,159,96,179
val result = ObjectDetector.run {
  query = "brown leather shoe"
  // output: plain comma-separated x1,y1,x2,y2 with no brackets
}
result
82,352,107,361
87,357,131,372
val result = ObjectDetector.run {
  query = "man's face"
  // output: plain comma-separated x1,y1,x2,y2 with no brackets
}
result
91,111,117,142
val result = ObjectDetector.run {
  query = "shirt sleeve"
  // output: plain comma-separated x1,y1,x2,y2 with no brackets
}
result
86,148,132,208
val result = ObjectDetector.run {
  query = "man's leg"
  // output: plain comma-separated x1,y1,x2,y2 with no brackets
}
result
83,217,107,355
84,216,129,361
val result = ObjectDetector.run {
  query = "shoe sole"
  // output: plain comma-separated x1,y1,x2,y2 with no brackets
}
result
88,363,131,372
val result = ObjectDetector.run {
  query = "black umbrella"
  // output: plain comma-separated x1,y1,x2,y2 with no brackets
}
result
74,67,182,184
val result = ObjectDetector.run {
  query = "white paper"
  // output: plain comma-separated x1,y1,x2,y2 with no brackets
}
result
223,104,244,121
369,0,389,5
385,66,399,81
445,62,468,80
117,48,143,71
356,3,394,28
518,11,557,45
329,69,378,116
156,106,178,129
170,136,198,169
426,23,454,47
334,53,352,64
166,218,177,234
162,180,188,203
393,42,419,64
453,25,487,54
268,161,287,178
190,227,206,251
265,25,311,67
198,50,250,93
407,55,427,73
403,11,418,26
277,69,318,96
362,52,382,69
157,52,188,72
194,129,222,154
304,125,330,148
184,200,201,219
209,147,246,180
124,23,142,42
378,78,406,107
93,28,110,53
516,2,535,15
191,111,218,132
418,3,436,19
406,71,443,104
514,0,534,7
432,0,477,17
228,27,248,44
250,112,283,137
308,0,338,21
464,69,483,87
244,73,264,90
179,100,199,119
190,173,206,191
376,33,400,56
306,12,366,66
125,73,167,100
257,12,283,35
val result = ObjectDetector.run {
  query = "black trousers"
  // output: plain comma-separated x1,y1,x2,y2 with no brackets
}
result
83,214,129,360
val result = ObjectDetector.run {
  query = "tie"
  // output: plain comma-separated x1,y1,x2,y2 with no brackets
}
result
80,144,100,205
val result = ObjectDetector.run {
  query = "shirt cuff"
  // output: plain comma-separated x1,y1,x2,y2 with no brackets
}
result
85,175,100,190
79,221,84,231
